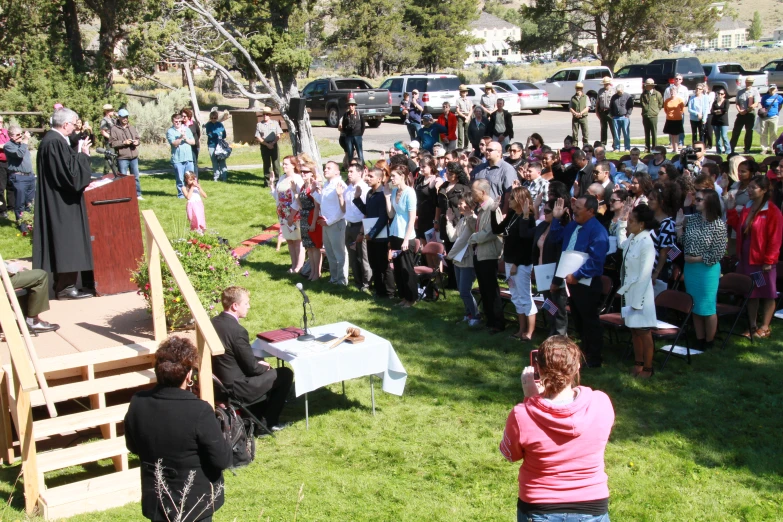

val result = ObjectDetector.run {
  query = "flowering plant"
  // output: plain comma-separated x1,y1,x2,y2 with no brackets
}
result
131,232,246,328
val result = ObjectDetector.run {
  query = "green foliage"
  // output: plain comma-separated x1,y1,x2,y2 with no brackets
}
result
480,65,505,83
126,89,191,144
131,232,245,328
518,0,718,69
749,11,763,41
194,87,222,108
18,204,34,241
403,0,479,71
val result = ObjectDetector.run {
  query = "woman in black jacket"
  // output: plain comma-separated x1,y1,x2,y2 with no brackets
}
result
492,187,537,340
711,89,730,154
125,337,231,522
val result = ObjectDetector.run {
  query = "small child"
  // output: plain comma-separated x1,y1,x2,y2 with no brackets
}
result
182,171,207,233
560,136,578,168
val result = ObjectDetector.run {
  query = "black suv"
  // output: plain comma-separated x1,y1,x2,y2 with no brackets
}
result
646,57,706,94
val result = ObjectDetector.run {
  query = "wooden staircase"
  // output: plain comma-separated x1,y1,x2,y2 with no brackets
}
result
1,341,157,519
0,210,227,519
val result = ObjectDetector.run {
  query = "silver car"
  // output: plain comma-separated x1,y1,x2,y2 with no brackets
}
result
464,84,522,115
492,80,550,114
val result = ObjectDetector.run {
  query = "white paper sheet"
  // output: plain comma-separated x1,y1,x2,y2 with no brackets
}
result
556,251,591,286
608,236,618,254
449,242,470,262
362,217,387,239
533,263,557,289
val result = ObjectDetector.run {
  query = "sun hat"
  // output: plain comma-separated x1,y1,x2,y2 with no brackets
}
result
601,77,612,85
459,84,469,92
645,78,655,85
575,82,584,89
102,103,114,111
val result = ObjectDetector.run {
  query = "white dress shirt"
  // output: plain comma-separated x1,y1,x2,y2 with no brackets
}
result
313,177,347,225
345,180,370,224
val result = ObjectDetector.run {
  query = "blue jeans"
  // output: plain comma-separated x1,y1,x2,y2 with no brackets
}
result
517,509,609,522
208,147,228,181
406,122,421,141
612,117,630,151
345,135,364,166
117,157,142,196
8,173,35,221
454,265,478,318
713,125,731,154
172,160,195,198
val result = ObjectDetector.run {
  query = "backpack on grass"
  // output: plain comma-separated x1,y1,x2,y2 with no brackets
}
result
215,404,255,468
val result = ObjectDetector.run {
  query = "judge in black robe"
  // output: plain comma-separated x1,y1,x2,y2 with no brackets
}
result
33,109,94,298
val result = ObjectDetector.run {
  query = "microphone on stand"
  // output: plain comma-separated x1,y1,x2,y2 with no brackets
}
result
296,283,315,341
96,147,118,157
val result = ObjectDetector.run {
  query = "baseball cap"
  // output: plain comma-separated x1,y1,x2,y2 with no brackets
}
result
409,140,421,149
117,109,129,117
422,113,433,121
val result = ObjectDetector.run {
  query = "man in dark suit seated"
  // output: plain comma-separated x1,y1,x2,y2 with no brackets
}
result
211,286,293,431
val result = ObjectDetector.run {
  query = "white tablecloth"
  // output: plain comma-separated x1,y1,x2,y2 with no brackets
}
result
250,321,407,398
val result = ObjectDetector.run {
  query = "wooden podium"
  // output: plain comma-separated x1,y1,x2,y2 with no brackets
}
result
83,175,144,295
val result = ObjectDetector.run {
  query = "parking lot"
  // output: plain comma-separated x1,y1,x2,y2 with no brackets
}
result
311,102,741,155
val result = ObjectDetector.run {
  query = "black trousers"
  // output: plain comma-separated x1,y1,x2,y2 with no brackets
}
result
690,120,704,145
547,289,569,336
442,238,458,290
474,256,504,330
246,366,293,428
0,162,13,214
260,145,280,186
568,282,604,366
367,240,395,298
704,114,713,148
389,236,417,302
642,116,657,151
598,111,612,146
730,113,755,153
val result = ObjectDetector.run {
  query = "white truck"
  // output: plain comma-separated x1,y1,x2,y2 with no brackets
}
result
534,66,643,111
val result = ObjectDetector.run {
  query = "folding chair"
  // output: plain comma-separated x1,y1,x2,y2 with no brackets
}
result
705,154,723,164
618,154,631,164
212,375,274,437
715,273,754,350
669,264,684,292
414,241,447,300
654,290,694,370
776,261,783,311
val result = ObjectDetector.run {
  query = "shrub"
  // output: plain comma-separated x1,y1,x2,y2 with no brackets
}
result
194,87,222,109
131,231,245,328
17,203,34,240
126,89,191,144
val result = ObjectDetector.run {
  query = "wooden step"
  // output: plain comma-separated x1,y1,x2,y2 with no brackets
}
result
37,436,128,474
28,369,156,407
38,468,141,520
33,403,130,440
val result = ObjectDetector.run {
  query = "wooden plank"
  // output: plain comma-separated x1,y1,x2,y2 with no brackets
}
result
28,370,156,407
0,256,56,416
33,403,129,440
38,468,141,520
142,210,224,356
13,368,38,514
196,326,214,407
37,437,128,474
1,340,157,376
145,222,167,343
0,284,37,393
0,371,14,464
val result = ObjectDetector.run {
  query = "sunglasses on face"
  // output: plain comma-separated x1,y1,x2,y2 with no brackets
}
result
694,197,704,202
610,198,622,203
543,208,553,214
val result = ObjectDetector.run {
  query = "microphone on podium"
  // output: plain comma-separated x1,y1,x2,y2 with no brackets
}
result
295,282,310,304
296,282,315,341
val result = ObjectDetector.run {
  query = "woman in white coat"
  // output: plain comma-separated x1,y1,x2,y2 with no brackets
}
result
616,201,658,378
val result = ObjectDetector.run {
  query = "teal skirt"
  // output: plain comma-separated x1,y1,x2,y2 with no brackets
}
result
683,262,720,316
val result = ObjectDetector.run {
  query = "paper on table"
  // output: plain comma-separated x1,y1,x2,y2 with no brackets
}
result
533,263,556,289
608,236,618,254
556,251,591,286
362,217,387,239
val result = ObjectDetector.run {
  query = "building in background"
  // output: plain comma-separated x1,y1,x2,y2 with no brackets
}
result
465,12,523,66
700,17,748,48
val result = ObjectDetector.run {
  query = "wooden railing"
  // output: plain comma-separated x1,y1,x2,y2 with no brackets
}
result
0,266,40,513
142,209,225,406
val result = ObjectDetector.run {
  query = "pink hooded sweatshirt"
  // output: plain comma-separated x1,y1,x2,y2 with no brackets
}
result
499,386,615,504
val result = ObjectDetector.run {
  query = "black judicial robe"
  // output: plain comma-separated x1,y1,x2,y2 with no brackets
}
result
33,130,94,274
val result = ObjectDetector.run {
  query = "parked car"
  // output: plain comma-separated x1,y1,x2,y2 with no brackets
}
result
614,64,648,81
300,78,392,128
379,74,463,117
761,59,783,87
645,57,706,95
491,80,549,114
702,63,769,97
534,65,643,111
463,84,522,115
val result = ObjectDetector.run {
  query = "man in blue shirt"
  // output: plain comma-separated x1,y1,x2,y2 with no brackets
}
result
166,113,196,198
759,84,783,154
416,114,448,153
548,194,609,367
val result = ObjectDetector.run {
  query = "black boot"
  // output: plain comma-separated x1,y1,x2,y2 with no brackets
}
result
703,339,714,351
695,338,705,351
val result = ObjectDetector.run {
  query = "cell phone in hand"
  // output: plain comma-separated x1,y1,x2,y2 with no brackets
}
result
530,350,540,382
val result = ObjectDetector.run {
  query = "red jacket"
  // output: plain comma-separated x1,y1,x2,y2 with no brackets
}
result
726,201,783,266
437,112,457,142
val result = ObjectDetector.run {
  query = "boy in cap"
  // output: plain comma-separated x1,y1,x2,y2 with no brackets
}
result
415,114,448,154
110,108,142,199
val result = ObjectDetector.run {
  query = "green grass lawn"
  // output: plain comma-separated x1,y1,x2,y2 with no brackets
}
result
0,167,782,521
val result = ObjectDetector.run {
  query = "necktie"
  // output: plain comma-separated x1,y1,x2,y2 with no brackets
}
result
566,225,582,251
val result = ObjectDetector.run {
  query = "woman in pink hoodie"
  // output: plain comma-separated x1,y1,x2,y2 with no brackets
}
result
500,336,615,521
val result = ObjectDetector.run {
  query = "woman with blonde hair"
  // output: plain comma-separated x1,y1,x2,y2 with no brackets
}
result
297,153,323,281
500,335,614,522
272,155,304,273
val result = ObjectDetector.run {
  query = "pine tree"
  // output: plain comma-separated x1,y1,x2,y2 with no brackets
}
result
748,11,763,41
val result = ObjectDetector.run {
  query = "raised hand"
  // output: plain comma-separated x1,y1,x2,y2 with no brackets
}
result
446,207,455,222
354,185,362,199
336,183,345,197
620,197,634,221
675,208,685,228
552,197,565,219
725,192,736,210
533,191,543,211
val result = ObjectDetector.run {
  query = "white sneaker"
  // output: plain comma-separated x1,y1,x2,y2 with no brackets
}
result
137,196,144,200
468,318,482,327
